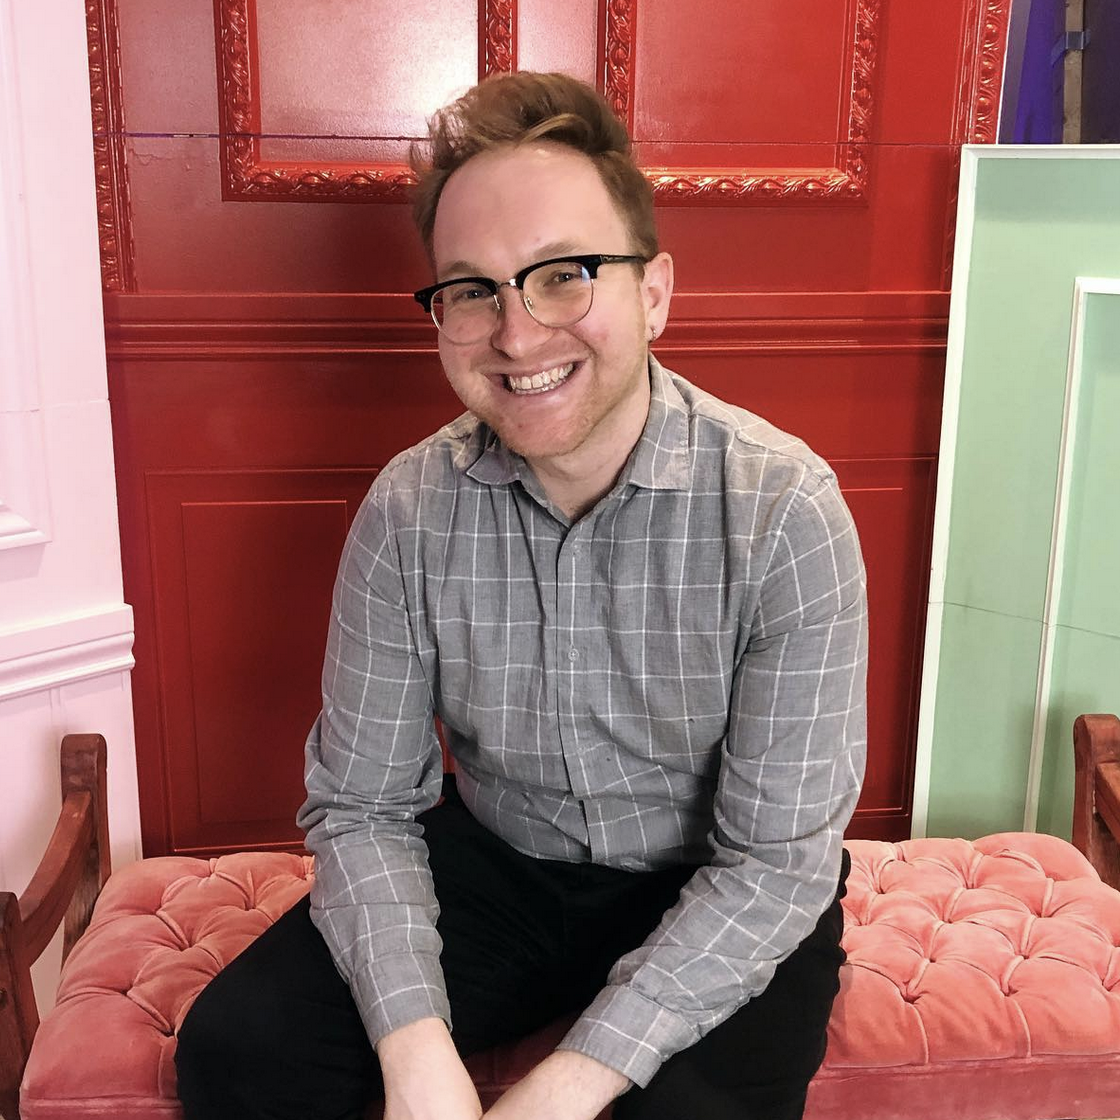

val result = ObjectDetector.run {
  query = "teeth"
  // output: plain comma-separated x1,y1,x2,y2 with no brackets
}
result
506,363,574,394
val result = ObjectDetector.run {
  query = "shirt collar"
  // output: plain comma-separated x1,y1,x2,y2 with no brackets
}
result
623,356,692,492
459,354,692,492
458,423,521,486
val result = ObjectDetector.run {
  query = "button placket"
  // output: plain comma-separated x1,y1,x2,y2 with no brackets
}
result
555,525,592,801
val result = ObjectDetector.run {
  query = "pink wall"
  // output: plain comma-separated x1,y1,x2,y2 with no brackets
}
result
0,0,140,1010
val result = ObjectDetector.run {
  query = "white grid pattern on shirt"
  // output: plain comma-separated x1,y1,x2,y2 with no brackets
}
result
298,359,867,1086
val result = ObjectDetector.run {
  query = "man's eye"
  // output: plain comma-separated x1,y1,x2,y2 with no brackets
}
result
541,266,584,286
448,284,489,304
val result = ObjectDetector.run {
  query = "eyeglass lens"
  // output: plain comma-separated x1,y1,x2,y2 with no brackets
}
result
432,260,593,342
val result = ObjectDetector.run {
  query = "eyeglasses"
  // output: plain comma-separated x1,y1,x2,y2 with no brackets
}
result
413,253,648,344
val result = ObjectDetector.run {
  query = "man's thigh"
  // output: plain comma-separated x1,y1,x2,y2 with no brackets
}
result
175,892,379,1120
613,858,849,1120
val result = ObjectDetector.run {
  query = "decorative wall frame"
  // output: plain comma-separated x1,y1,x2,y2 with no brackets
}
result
212,0,885,206
86,0,1012,277
481,0,517,75
215,0,518,202
639,0,880,204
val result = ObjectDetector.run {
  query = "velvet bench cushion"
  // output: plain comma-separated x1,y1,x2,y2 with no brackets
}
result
19,834,1120,1120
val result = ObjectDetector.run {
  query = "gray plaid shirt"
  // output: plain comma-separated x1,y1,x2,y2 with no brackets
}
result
298,357,867,1087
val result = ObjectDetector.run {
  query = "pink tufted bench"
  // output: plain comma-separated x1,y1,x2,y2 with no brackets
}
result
4,720,1120,1120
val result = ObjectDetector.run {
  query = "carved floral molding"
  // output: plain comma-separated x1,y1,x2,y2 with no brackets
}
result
86,0,135,291
216,0,517,202
942,0,1012,283
601,0,635,125
482,0,517,76
957,0,1011,145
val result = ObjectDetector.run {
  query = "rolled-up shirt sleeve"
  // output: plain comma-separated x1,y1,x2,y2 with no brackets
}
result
560,473,868,1086
296,477,447,1048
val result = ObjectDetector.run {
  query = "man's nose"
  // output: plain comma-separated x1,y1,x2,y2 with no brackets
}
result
489,286,554,357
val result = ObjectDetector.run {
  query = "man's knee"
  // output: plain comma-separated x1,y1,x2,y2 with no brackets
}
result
176,898,379,1119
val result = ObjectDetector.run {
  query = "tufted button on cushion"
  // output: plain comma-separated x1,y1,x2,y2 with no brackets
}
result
21,853,314,1118
810,833,1120,1120
20,834,1120,1120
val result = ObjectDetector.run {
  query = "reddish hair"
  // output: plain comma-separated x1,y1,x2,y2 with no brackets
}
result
411,72,658,261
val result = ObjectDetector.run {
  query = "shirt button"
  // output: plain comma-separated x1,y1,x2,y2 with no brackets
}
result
568,648,580,662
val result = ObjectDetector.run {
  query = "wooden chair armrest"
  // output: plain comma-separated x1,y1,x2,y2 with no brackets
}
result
1073,714,1120,889
0,734,109,1120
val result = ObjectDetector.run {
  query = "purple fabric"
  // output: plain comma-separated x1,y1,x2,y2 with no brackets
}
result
1012,0,1066,142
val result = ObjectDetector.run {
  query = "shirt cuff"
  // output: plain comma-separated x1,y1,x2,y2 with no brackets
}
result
558,983,700,1088
348,951,452,1047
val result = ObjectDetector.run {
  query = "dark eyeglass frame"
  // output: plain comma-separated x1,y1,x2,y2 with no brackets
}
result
413,253,648,319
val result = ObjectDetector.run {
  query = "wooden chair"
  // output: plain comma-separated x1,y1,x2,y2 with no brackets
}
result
1073,713,1120,889
0,735,109,1120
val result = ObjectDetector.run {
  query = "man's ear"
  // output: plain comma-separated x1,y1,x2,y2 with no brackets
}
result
641,252,674,340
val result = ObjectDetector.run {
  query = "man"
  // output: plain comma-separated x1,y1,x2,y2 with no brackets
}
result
176,71,867,1120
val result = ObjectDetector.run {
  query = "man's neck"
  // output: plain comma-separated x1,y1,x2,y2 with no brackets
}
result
529,454,626,521
525,373,652,521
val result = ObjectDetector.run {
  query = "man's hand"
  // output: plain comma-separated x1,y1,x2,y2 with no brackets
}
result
482,1050,631,1120
377,1017,483,1120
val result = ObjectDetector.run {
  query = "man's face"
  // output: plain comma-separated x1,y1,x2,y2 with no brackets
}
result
430,142,672,469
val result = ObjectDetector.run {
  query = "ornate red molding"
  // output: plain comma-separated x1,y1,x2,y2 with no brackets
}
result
86,0,135,291
217,0,884,207
216,0,517,202
481,0,517,76
956,0,1011,145
601,0,636,127
941,0,1012,285
632,0,881,204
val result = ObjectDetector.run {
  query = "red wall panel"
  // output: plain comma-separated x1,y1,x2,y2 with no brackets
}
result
144,471,377,852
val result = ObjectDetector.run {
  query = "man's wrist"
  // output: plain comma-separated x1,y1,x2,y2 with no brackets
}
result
544,1049,632,1105
376,1015,457,1082
377,1017,483,1120
481,1048,631,1120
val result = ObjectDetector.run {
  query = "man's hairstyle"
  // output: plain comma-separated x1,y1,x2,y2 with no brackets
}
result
411,71,658,261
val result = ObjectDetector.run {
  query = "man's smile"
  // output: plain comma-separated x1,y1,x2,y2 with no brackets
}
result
502,361,577,395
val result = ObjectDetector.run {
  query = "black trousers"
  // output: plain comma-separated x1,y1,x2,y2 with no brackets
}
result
176,785,848,1120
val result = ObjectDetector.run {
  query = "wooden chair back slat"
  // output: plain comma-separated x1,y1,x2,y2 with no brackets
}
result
1073,714,1120,889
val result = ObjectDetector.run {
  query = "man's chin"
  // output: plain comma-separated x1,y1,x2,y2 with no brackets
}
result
491,420,586,463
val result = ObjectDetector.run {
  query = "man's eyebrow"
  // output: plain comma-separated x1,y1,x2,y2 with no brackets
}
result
436,243,586,282
530,241,583,262
438,260,488,280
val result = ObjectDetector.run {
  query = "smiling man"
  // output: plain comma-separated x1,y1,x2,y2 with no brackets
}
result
175,72,868,1120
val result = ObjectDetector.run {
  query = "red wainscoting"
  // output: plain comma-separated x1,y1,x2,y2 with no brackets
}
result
88,0,1009,855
